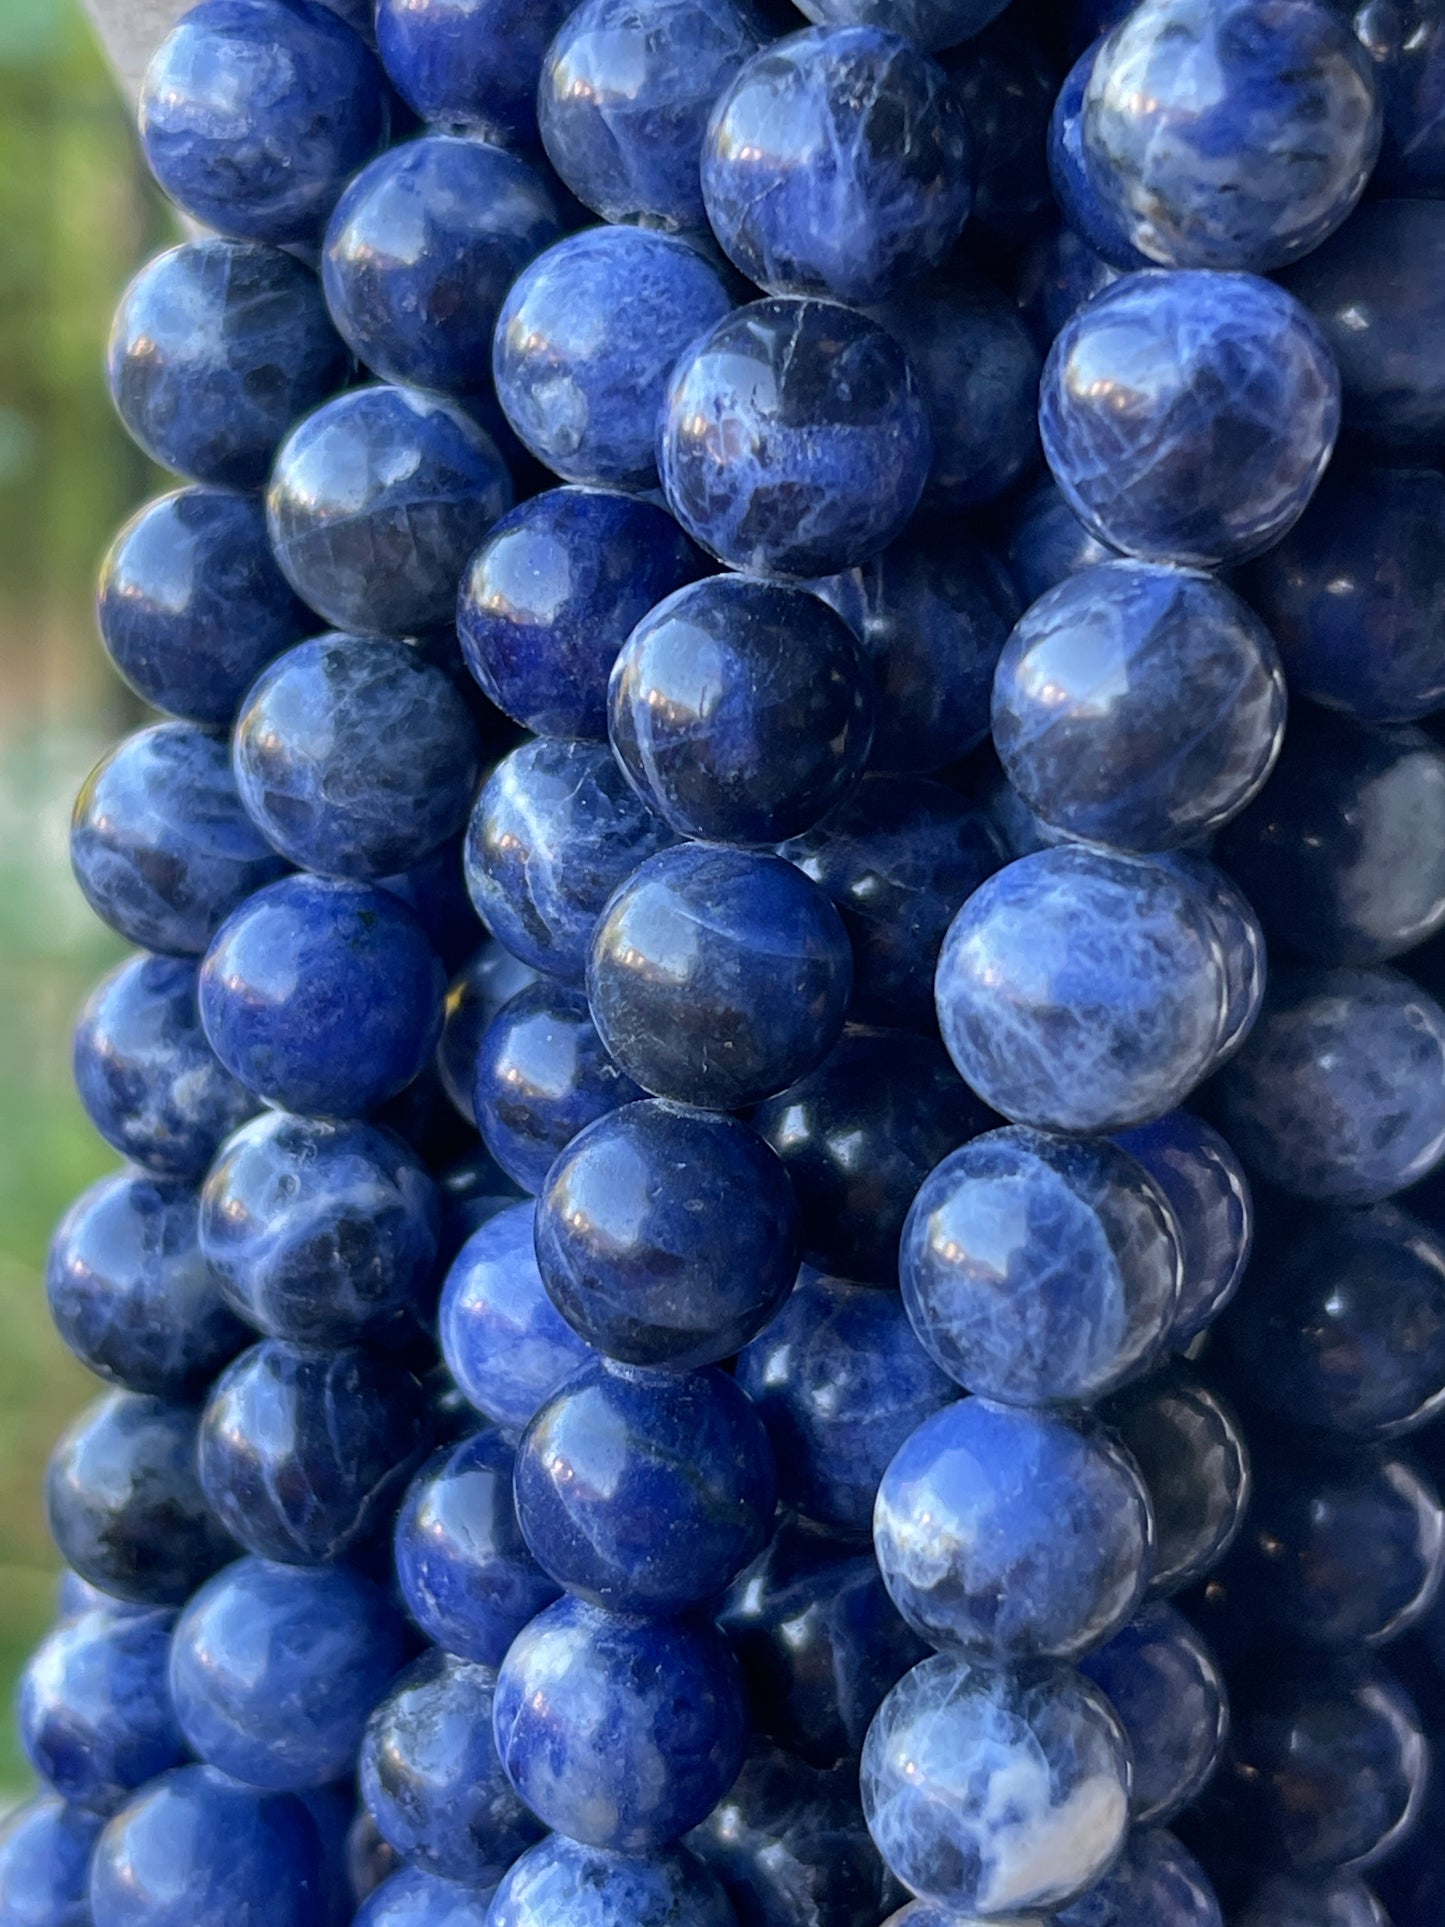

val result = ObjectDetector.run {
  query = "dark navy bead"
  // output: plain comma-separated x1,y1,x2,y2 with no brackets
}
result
734,1270,957,1536
993,561,1286,855
267,386,512,637
535,1099,798,1369
106,241,347,489
0,1796,103,1927
457,487,706,742
755,1028,993,1286
790,0,1011,52
139,0,386,245
1163,851,1267,1069
436,941,537,1126
435,1147,526,1271
587,843,853,1110
1017,225,1123,353
374,0,573,149
378,835,487,979
1360,0,1445,195
1236,1873,1392,1927
860,1654,1131,1915
1079,1603,1229,1826
1113,1112,1253,1346
490,1836,735,1927
394,1431,559,1665
493,228,732,491
492,1595,748,1851
169,1558,407,1791
198,1111,439,1345
1048,45,1155,271
199,875,445,1118
1040,270,1341,569
47,1391,233,1606
438,1200,592,1431
901,1126,1181,1406
935,847,1230,1135
1002,477,1120,607
71,723,288,958
198,1340,431,1564
659,297,932,579
234,635,483,880
1055,1828,1224,1927
354,1868,496,1926
47,1170,246,1399
941,19,1056,250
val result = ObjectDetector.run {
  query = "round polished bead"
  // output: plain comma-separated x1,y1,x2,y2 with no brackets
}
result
1017,226,1122,354
935,847,1229,1135
378,835,486,978
491,1837,733,1927
659,297,932,579
355,1868,497,1926
1056,1828,1223,1927
1360,1,1445,194
1114,1112,1254,1346
0,1796,103,1927
199,875,445,1118
1002,475,1119,609
492,1595,748,1852
588,843,852,1110
1079,1603,1228,1826
535,1100,798,1369
493,228,732,491
861,1654,1131,1916
609,575,875,846
1164,852,1267,1070
107,242,346,489
1040,270,1340,569
735,1270,956,1535
942,19,1056,250
374,0,572,148
48,1171,245,1399
1049,43,1154,271
790,0,1009,52
266,386,512,637
434,1145,525,1265
1236,1874,1392,1927
436,941,537,1126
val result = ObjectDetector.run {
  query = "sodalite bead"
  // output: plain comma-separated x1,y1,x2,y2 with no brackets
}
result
1216,967,1445,1203
993,563,1286,855
790,0,1009,52
139,0,386,245
169,1558,407,1791
266,387,512,637
375,0,573,148
107,242,346,490
234,635,483,881
900,1128,1182,1407
435,1145,526,1267
587,843,852,1111
1002,478,1119,609
1162,853,1266,1069
439,1201,592,1432
355,1869,497,1927
199,1340,431,1564
934,847,1230,1135
47,1171,245,1399
493,229,732,491
47,1391,233,1606
874,1399,1154,1659
1018,226,1123,352
198,1111,439,1346
490,1837,734,1927
1048,46,1155,271
535,1100,798,1369
71,724,287,958
1079,1603,1228,1825
1359,1,1445,195
492,1595,749,1851
1040,270,1340,569
1056,1828,1224,1927
1236,1873,1392,1927
734,1270,956,1536
0,1796,103,1927
860,1654,1131,1915
539,0,761,230
659,298,932,579
199,875,445,1117
1113,1112,1253,1346
437,941,537,1126
942,19,1057,250
880,1910,1039,1927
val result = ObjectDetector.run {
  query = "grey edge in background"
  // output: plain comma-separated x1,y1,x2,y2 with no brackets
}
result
82,0,190,99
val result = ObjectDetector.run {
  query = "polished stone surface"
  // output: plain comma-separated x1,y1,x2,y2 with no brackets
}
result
1040,270,1341,568
492,1595,748,1851
1002,477,1120,609
490,1836,735,1927
1113,1111,1254,1346
1056,1827,1223,1927
1163,852,1267,1069
1236,1874,1393,1927
942,18,1056,250
107,241,346,489
436,941,538,1127
434,1145,527,1266
1359,0,1445,195
659,298,932,580
266,386,513,637
0,1795,103,1927
791,0,1010,50
1048,44,1155,270
378,834,487,979
535,1099,798,1369
1079,1602,1228,1826
1016,226,1122,353
374,0,573,149
355,1868,498,1927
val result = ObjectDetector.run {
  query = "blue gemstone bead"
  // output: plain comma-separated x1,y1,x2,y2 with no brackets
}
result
993,561,1286,855
1360,1,1445,195
941,19,1057,250
491,1838,736,1927
87,1766,327,1927
901,1127,1181,1407
1048,46,1155,271
515,1359,776,1612
199,1339,431,1563
493,228,732,491
267,386,513,636
492,1595,748,1851
1162,852,1266,1069
107,241,347,489
659,297,932,579
374,0,573,149
464,739,676,981
1001,477,1120,607
457,487,706,742
47,1391,233,1606
791,0,1010,51
199,875,445,1117
1040,270,1340,569
436,941,537,1126
1079,1603,1228,1826
935,847,1229,1135
861,1654,1132,1915
1113,1112,1253,1346
1236,1873,1392,1927
379,835,487,979
47,1170,246,1399
234,635,483,880
439,1201,592,1432
734,1270,957,1536
535,1099,798,1369
0,1796,103,1927
71,723,288,958
198,1111,439,1345
394,1431,559,1665
60,1569,143,1620
587,843,853,1110
435,1147,526,1271
1056,1827,1224,1927
355,1868,497,1927
1017,224,1123,354
139,0,386,245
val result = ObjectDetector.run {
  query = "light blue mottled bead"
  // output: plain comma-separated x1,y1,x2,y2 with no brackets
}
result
355,1868,497,1927
791,0,1011,54
489,1837,736,1927
0,1795,103,1927
1056,1827,1223,1926
1078,1603,1228,1826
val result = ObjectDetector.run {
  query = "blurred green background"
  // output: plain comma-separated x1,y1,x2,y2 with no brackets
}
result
0,0,170,1788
